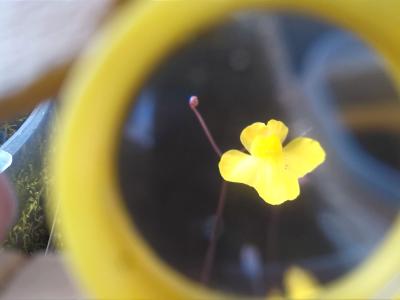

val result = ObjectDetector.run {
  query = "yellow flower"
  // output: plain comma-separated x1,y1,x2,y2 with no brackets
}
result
284,266,320,299
218,119,325,205
265,266,320,300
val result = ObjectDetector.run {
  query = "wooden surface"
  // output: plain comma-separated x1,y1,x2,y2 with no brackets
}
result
0,251,88,300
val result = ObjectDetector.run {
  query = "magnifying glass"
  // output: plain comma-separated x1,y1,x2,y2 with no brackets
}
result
51,1,400,299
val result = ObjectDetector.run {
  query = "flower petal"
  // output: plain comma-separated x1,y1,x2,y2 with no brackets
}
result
265,119,289,142
218,150,259,186
255,168,300,205
240,122,268,153
240,120,288,152
219,149,299,205
283,137,326,178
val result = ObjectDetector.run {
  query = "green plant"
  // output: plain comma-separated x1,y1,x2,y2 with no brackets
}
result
4,164,50,253
0,117,27,141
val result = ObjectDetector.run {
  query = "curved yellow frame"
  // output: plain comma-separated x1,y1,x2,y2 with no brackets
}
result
52,0,400,299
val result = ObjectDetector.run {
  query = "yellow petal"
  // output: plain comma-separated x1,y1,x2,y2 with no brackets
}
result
240,122,268,153
283,137,326,178
265,119,289,142
240,120,288,153
255,167,300,205
218,150,260,186
284,266,320,299
219,149,299,205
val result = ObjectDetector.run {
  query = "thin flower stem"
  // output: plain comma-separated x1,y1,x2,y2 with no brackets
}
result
188,95,227,285
189,96,222,157
201,180,227,284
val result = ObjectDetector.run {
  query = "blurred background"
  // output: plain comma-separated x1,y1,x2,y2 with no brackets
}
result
1,2,400,299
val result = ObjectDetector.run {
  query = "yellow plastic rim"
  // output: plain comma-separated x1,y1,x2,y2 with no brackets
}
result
52,0,400,299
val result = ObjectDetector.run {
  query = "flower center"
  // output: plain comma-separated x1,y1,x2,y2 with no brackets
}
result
250,134,283,158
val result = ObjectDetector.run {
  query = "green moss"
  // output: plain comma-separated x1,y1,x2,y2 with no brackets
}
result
0,116,50,253
4,164,50,253
0,117,27,141
1,114,60,254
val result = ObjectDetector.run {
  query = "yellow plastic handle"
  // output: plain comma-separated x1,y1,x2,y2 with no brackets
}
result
52,1,400,299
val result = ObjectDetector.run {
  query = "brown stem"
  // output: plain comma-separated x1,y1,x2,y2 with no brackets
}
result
188,95,227,285
189,96,222,157
201,180,228,284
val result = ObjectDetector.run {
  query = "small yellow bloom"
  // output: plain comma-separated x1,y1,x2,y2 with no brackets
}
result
218,119,325,205
284,266,320,299
265,266,320,300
